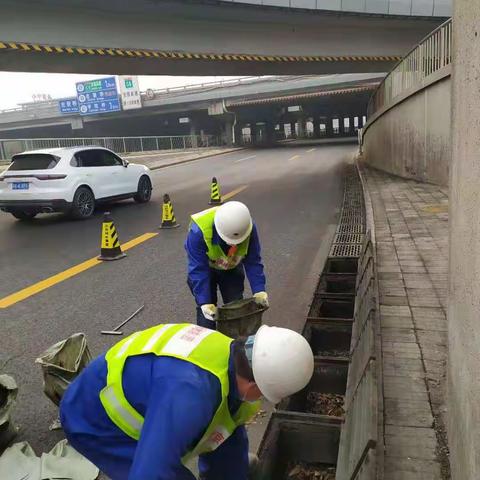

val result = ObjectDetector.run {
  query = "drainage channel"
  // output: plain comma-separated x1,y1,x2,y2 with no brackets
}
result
255,164,380,480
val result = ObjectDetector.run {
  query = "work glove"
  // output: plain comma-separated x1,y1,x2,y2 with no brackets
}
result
201,304,218,321
253,291,269,308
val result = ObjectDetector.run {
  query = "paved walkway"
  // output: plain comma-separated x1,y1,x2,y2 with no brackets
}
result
361,165,450,479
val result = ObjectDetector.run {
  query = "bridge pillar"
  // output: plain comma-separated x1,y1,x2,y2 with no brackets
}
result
326,117,334,137
313,119,321,138
297,118,306,138
250,123,257,144
190,122,198,148
266,122,276,144
224,119,234,147
234,123,243,146
339,117,346,136
290,121,296,138
350,116,356,135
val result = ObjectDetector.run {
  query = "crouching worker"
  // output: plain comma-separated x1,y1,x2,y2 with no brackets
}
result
60,323,314,480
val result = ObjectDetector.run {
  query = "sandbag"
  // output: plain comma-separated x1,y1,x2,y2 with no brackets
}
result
35,333,92,406
0,440,99,480
0,375,18,453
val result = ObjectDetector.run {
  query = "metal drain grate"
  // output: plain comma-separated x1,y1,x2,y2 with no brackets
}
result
340,217,365,226
337,223,365,234
330,243,363,257
334,233,365,244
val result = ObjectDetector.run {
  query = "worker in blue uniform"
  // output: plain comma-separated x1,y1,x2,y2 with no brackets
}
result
185,201,268,329
60,323,314,480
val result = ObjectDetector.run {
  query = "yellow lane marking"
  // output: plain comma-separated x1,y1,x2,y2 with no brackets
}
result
288,155,300,161
223,185,248,201
0,232,158,309
307,148,316,153
0,183,248,310
122,232,158,250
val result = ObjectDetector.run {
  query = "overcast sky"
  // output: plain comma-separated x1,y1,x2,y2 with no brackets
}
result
0,72,243,109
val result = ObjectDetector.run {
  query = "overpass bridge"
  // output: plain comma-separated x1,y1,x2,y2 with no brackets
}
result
0,74,382,141
0,0,448,75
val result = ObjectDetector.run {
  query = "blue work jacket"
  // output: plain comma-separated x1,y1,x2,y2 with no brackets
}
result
185,221,266,305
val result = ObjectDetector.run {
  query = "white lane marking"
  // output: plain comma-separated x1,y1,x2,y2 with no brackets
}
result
234,155,257,164
307,148,316,153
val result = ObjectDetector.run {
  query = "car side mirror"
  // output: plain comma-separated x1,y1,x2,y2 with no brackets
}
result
123,160,129,168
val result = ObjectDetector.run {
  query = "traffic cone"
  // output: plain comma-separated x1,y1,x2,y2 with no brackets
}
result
98,212,126,261
159,193,180,229
209,177,222,205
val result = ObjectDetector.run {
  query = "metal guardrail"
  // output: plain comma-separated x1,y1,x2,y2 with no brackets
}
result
0,135,223,160
367,18,452,117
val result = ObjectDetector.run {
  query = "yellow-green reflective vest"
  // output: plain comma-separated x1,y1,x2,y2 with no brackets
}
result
99,323,260,463
191,207,250,270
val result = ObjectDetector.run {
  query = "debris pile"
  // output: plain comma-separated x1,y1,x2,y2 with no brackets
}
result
287,462,336,479
306,392,345,417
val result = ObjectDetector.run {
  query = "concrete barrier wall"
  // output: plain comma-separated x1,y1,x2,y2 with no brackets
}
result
362,73,451,186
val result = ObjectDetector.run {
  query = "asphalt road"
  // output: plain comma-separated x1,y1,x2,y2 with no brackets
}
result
0,143,353,456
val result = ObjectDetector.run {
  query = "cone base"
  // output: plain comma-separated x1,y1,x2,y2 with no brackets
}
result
98,251,127,261
159,222,180,229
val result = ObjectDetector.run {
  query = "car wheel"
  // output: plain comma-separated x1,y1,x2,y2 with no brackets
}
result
11,210,37,221
134,175,152,203
70,186,95,219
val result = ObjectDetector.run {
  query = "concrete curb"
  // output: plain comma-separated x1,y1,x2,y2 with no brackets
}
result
147,147,246,171
355,157,386,479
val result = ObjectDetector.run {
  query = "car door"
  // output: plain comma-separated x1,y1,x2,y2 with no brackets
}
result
98,150,136,196
74,149,118,199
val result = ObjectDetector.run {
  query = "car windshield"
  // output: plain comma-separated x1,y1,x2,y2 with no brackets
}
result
9,153,60,171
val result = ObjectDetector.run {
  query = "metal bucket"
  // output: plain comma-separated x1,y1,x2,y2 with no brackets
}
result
217,298,267,339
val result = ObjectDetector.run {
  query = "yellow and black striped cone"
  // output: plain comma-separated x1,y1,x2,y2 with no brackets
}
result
98,212,126,261
160,193,180,229
209,177,222,205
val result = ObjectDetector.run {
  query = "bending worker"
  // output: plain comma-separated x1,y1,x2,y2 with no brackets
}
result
185,201,267,329
60,323,314,480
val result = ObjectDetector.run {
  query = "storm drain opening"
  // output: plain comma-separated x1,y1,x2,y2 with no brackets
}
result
256,412,340,480
309,296,355,319
256,164,368,479
303,320,352,358
278,359,348,416
324,258,359,274
316,273,356,297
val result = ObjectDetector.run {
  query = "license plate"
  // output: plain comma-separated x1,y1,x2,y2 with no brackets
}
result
12,182,29,190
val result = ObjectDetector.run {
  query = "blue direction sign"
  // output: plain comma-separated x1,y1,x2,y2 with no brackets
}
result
76,77,121,116
59,97,79,114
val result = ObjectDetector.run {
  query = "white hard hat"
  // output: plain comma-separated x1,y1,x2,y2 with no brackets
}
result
214,201,253,245
252,325,314,404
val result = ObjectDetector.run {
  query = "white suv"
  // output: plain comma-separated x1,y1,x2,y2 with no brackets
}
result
0,146,152,220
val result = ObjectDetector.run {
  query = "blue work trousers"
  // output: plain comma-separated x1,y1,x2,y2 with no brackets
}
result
189,265,245,329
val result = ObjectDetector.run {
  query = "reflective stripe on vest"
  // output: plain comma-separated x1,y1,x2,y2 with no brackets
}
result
191,208,250,270
99,324,260,461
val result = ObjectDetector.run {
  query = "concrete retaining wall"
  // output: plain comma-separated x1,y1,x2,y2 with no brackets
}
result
362,73,451,186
